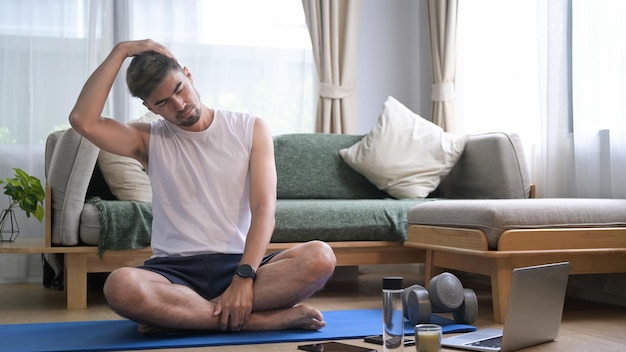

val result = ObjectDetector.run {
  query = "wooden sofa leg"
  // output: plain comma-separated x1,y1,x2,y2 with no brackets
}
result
423,250,444,287
64,253,88,309
491,261,513,324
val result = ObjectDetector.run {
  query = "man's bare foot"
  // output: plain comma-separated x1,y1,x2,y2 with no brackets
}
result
287,305,327,330
248,305,327,331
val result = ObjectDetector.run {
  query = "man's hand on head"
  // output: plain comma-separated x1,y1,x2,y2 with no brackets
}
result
118,39,177,62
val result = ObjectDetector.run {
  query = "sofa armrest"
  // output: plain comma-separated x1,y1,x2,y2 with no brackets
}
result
438,132,532,199
45,128,99,245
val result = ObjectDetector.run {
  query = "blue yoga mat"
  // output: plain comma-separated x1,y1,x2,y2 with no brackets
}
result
0,309,475,352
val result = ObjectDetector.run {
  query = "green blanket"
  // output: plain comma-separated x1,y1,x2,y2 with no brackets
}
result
87,197,152,258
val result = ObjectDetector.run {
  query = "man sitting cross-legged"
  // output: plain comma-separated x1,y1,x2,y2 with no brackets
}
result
68,39,336,334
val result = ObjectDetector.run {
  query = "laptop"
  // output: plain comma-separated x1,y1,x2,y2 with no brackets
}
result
442,262,570,352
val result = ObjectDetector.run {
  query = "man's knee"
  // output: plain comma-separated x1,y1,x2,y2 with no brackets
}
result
304,240,336,276
103,267,144,309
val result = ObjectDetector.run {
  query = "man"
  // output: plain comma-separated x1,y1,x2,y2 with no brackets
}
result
69,39,336,334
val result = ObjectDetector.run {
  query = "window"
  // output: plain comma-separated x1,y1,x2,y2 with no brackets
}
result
128,0,316,134
0,0,88,38
456,0,541,143
0,0,315,146
457,0,626,197
572,0,626,132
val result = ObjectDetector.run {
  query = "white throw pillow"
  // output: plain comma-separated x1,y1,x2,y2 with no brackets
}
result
97,111,161,202
339,96,469,199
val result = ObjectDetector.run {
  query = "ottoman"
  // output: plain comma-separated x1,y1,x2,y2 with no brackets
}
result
404,198,626,323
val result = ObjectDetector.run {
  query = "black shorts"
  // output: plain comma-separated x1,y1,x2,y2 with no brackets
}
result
138,252,280,301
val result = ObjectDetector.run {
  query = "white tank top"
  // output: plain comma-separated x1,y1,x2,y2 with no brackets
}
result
148,110,256,257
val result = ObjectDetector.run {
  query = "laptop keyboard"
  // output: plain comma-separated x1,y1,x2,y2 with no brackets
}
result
468,336,502,348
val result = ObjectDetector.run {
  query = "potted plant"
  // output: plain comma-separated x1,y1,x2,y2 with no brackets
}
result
0,168,45,242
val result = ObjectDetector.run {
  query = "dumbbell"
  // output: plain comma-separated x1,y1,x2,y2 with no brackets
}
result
403,272,478,325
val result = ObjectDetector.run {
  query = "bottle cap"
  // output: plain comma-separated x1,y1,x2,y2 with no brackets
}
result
383,276,403,290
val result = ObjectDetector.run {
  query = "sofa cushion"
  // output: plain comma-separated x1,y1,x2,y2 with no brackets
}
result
274,133,389,199
96,112,159,202
339,96,469,199
272,199,430,242
96,153,151,202
407,198,626,249
80,198,426,245
79,203,101,245
438,132,532,199
46,129,99,245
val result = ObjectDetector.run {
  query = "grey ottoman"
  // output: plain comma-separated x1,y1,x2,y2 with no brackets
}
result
404,198,626,323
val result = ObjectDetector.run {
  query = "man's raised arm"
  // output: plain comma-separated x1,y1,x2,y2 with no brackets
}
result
69,40,173,162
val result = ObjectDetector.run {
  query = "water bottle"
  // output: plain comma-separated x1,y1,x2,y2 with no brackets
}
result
382,276,404,351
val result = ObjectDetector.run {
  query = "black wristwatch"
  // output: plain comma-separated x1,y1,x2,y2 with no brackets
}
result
235,264,256,280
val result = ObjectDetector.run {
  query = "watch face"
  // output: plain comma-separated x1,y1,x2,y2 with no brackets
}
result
237,264,255,279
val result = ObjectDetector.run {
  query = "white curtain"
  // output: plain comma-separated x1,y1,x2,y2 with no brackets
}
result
535,0,576,198
0,0,114,283
456,0,626,199
427,0,458,132
539,0,626,198
302,0,361,134
0,0,315,283
569,0,626,198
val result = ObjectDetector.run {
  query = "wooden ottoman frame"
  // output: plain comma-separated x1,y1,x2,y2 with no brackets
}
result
404,225,626,323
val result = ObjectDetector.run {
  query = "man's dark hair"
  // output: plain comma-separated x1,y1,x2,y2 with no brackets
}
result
126,51,183,100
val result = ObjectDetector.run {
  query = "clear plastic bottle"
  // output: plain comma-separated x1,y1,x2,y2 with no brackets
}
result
382,276,404,352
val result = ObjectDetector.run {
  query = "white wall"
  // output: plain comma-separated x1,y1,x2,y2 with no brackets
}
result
356,0,432,134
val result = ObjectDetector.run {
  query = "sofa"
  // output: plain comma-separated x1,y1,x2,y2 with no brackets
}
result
42,126,532,309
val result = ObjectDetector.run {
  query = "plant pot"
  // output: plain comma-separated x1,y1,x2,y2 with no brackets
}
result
0,208,20,242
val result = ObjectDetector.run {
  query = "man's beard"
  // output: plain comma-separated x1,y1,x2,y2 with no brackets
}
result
178,105,201,127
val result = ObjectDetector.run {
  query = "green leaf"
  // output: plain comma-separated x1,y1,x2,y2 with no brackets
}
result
0,168,45,222
33,205,45,222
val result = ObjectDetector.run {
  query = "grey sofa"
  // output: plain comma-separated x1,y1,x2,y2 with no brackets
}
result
46,130,532,247
42,129,531,308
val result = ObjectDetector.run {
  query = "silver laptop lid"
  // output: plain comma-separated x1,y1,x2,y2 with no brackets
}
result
500,262,570,352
